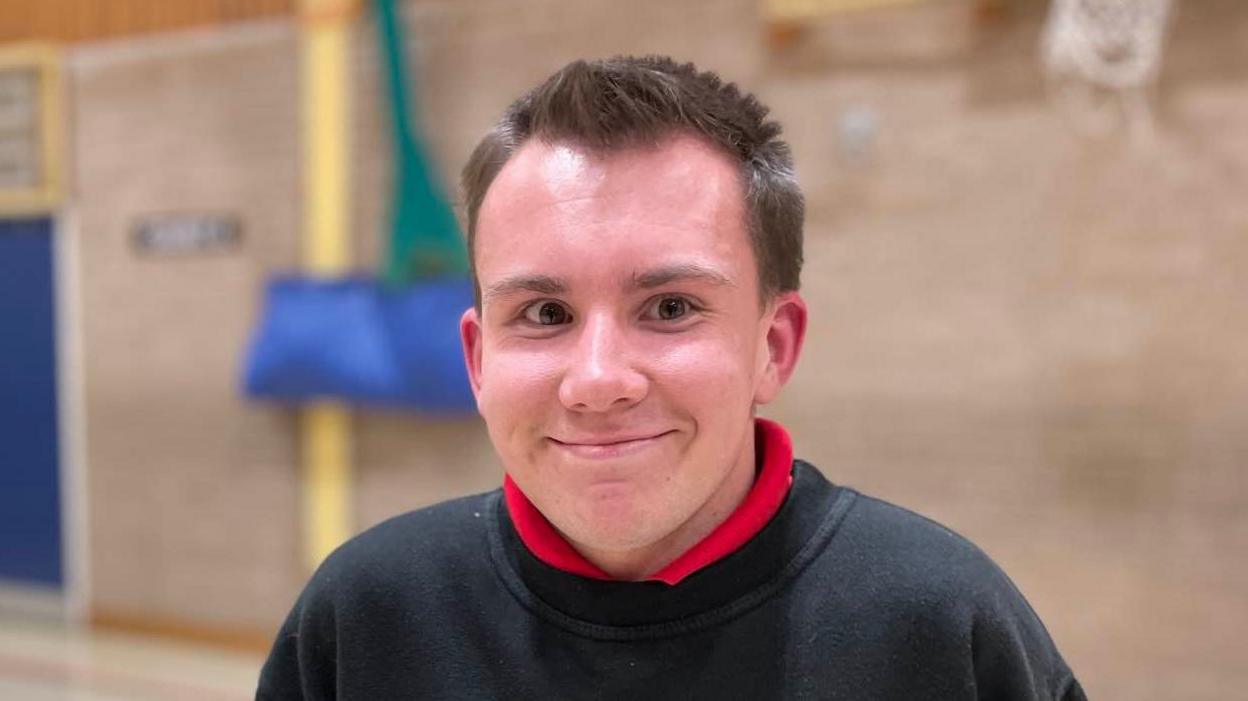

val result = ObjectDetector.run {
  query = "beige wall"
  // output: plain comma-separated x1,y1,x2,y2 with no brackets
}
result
69,0,1247,697
71,22,304,632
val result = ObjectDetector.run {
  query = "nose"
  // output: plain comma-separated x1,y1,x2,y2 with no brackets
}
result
558,311,648,413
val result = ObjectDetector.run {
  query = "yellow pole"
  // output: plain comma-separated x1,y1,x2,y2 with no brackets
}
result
299,0,358,570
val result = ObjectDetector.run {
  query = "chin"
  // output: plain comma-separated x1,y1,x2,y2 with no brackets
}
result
562,502,677,554
568,525,660,555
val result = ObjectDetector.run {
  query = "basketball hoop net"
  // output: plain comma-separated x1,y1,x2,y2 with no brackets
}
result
1041,0,1175,142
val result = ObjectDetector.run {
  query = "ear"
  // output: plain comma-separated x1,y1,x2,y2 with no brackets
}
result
460,307,485,401
753,291,807,405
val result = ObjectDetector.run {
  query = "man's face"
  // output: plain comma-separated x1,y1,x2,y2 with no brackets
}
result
461,134,803,561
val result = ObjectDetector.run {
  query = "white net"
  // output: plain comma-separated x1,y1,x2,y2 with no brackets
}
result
1041,0,1174,90
1041,0,1175,142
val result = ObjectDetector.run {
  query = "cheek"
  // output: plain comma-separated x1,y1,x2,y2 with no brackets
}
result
646,331,760,404
477,346,564,425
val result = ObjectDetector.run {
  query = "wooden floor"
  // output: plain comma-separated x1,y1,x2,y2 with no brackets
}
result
0,615,262,701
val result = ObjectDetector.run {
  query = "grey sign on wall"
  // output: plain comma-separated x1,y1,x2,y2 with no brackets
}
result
132,214,242,255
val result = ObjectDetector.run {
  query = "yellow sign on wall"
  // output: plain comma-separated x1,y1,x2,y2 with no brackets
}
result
0,43,62,216
764,0,934,22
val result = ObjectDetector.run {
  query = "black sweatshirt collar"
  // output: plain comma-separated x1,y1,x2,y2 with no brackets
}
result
486,461,858,638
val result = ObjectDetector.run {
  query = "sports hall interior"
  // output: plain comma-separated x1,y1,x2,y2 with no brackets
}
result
0,0,1244,698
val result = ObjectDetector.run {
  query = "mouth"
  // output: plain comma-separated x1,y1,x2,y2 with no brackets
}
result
548,430,675,459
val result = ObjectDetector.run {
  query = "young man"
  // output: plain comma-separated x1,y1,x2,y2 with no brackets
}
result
258,56,1085,700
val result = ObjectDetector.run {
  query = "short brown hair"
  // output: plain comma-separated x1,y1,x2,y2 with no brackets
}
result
461,55,804,306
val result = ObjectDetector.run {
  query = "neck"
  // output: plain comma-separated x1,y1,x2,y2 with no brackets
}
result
565,429,759,581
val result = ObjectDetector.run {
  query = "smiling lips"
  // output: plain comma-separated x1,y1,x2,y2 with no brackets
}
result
549,431,674,459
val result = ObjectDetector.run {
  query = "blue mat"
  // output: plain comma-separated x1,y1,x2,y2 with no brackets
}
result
243,275,475,413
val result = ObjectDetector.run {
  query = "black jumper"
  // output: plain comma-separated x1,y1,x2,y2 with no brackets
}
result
258,461,1085,700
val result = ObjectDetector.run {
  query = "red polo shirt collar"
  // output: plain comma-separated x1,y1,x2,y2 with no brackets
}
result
503,418,795,585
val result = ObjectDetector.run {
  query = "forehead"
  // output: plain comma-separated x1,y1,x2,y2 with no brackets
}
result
474,134,754,293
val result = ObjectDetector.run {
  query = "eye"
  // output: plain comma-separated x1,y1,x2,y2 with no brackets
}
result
646,296,692,321
522,300,572,325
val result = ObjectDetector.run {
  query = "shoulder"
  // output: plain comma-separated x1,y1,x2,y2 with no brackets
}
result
786,462,1009,604
305,489,500,602
258,492,502,698
837,492,1006,590
832,491,1044,627
824,489,1080,697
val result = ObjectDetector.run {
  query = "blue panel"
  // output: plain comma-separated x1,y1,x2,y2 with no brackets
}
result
0,217,62,587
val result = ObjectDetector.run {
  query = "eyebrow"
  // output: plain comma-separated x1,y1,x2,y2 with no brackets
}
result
631,263,735,290
482,274,568,303
481,263,735,304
